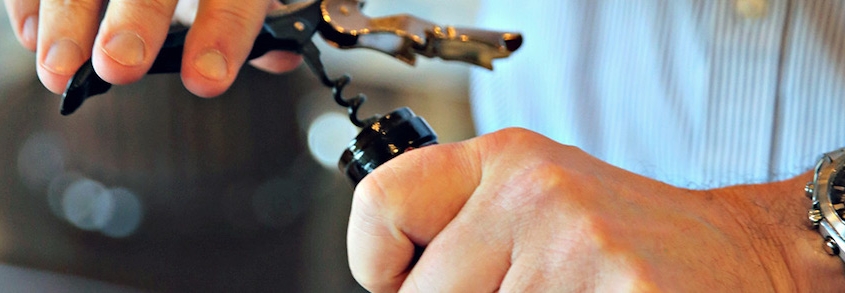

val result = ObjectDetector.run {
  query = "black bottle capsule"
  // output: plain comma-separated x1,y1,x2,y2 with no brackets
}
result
338,107,438,186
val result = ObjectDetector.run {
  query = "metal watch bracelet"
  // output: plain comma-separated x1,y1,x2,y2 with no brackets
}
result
807,148,845,262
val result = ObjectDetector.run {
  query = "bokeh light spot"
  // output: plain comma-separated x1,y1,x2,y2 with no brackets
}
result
61,179,114,231
307,112,359,169
17,132,66,191
100,188,143,238
47,172,86,219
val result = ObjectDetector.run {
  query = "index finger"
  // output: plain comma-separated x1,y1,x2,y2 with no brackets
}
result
179,0,274,97
90,0,178,85
347,141,481,292
36,0,103,93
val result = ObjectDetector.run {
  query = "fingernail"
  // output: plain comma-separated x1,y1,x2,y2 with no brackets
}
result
193,49,228,80
102,31,146,66
44,39,84,75
22,15,37,45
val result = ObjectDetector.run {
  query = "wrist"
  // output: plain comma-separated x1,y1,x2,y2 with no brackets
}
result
713,172,845,292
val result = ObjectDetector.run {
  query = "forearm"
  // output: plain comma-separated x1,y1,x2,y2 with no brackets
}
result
708,172,845,292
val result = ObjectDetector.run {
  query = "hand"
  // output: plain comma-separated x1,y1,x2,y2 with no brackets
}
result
3,0,301,97
347,128,845,292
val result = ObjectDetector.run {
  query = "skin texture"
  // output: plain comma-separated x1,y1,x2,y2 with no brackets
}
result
2,0,301,97
348,128,845,292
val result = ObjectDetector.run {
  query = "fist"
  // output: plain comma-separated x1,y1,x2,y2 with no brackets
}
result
347,128,822,292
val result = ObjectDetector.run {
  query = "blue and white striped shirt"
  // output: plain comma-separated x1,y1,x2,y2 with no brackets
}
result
471,0,845,189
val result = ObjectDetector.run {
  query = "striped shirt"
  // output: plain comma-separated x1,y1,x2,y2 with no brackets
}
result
470,0,845,189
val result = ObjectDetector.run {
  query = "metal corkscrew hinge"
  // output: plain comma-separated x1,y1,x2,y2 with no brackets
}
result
60,0,523,185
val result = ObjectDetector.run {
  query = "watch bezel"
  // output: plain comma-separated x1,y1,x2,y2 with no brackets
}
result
811,149,845,262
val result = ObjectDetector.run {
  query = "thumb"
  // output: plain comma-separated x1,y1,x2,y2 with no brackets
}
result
347,140,482,292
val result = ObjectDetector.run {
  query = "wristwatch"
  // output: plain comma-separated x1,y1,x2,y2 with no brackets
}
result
807,148,845,261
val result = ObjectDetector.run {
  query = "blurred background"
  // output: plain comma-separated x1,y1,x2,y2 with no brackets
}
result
0,0,479,292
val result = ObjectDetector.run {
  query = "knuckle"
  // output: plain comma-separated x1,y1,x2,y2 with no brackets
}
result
479,127,587,162
352,176,390,220
482,127,542,150
499,127,553,145
575,216,660,291
42,0,101,15
117,0,177,20
484,160,572,215
353,156,421,221
521,162,566,194
510,160,573,205
612,261,660,292
578,213,613,245
202,4,260,30
352,168,407,228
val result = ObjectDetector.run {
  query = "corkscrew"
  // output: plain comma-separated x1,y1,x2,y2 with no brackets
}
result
60,0,522,184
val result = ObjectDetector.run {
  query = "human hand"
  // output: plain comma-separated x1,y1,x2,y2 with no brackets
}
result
347,128,845,292
3,0,301,97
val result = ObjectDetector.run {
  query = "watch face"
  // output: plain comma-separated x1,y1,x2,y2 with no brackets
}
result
832,165,845,205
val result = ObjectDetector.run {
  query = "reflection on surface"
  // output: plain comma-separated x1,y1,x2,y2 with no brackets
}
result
1,2,477,291
100,187,144,238
17,132,66,192
49,175,143,238
0,60,475,293
19,133,144,238
60,177,112,231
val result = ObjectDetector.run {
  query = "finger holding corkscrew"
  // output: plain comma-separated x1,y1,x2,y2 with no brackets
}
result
60,0,522,116
58,0,522,184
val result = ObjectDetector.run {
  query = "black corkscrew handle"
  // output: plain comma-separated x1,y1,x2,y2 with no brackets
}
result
338,107,438,185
